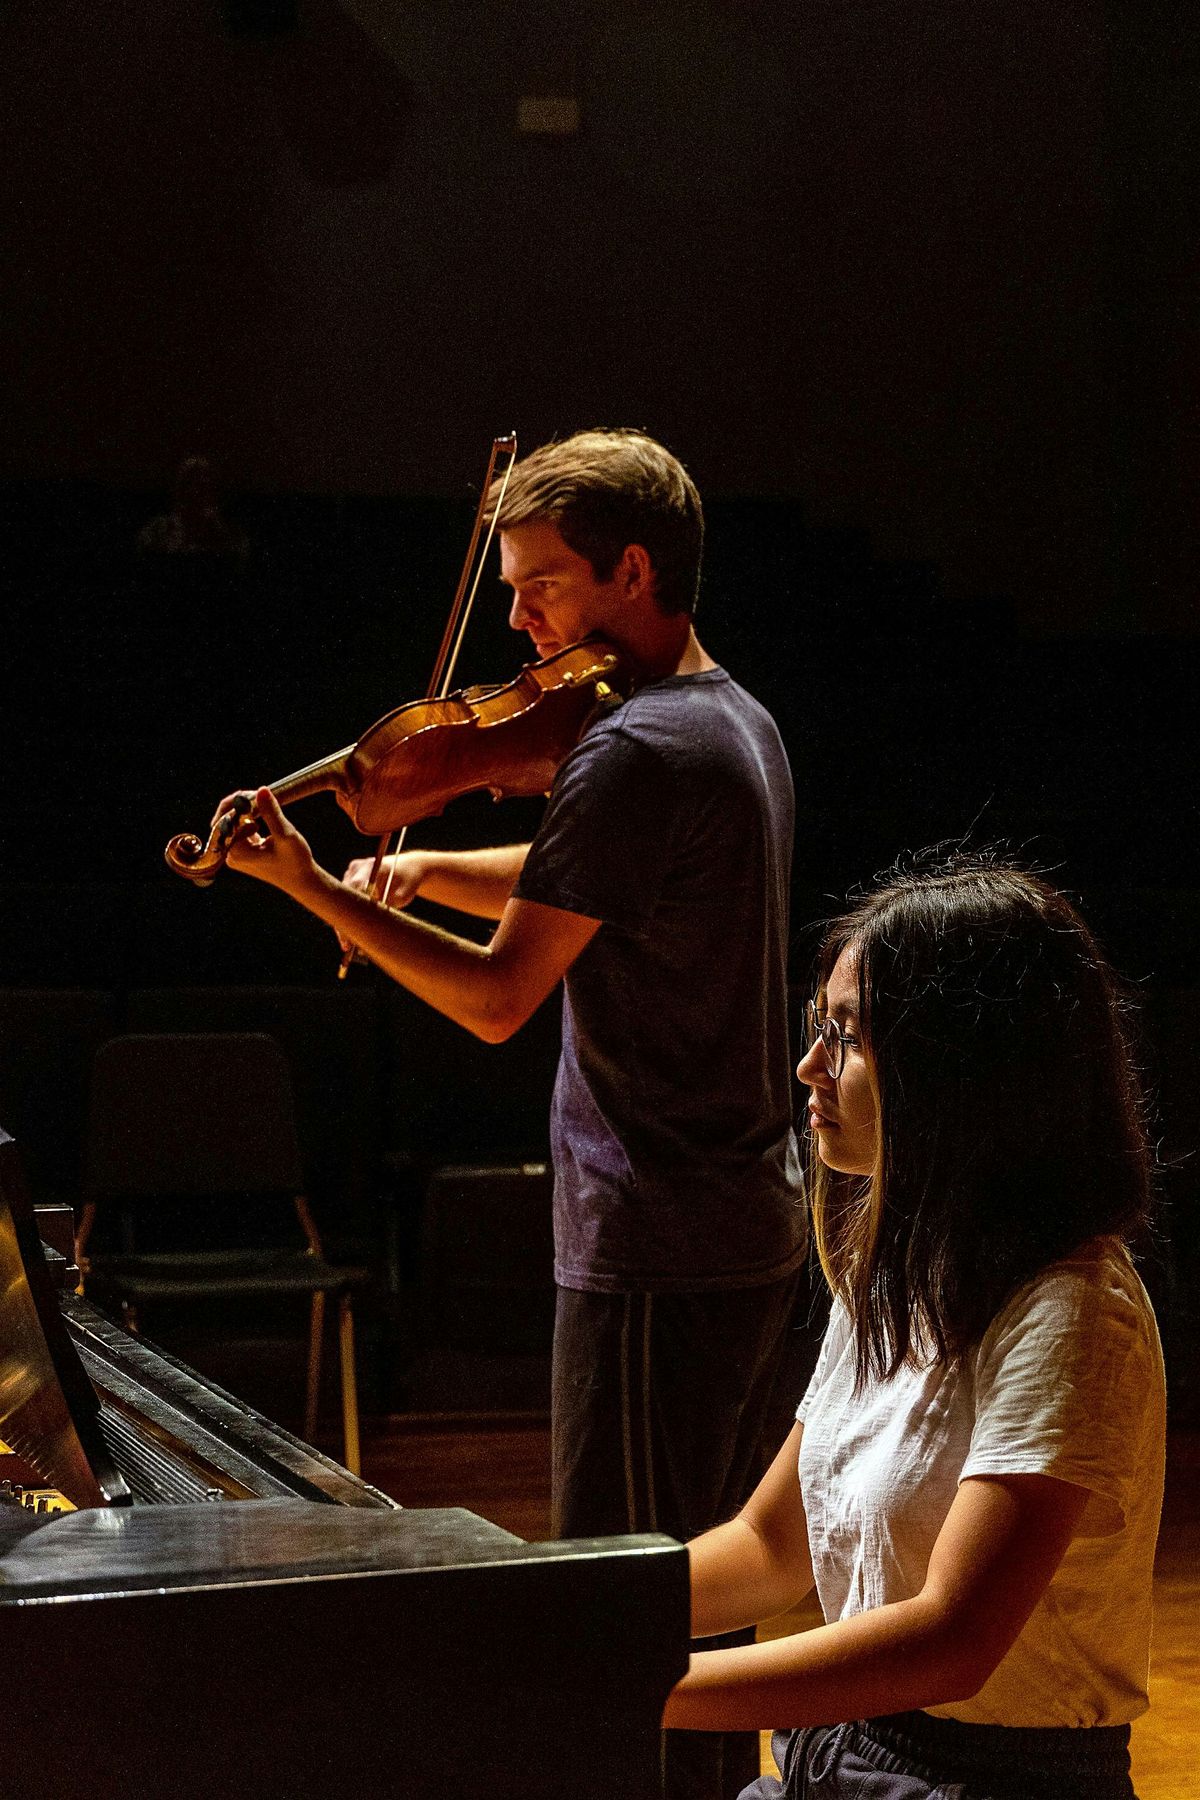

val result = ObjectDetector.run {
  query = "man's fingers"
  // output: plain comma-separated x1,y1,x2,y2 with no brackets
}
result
211,789,256,832
224,790,283,866
253,787,290,833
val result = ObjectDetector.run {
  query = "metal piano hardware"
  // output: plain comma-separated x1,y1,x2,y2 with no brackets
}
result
0,1129,688,1799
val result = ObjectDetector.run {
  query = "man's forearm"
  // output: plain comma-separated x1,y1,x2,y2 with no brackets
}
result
413,845,531,920
224,792,592,1040
300,865,516,1039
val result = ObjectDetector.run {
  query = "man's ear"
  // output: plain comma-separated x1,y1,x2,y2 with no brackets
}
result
619,542,655,597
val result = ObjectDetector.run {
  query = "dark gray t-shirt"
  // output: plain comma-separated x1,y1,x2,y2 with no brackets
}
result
514,667,806,1292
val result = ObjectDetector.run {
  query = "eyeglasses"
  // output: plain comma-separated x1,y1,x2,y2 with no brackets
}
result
805,999,858,1080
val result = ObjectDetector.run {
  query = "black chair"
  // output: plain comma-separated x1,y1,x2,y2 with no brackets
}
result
78,1032,369,1471
122,985,383,1233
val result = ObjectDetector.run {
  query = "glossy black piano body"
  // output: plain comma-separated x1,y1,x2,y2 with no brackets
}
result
0,1132,689,1798
3,1498,687,1799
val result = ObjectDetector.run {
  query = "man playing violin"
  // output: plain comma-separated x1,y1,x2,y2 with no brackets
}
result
224,429,806,1800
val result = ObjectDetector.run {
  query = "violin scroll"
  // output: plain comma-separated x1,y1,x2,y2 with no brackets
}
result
164,794,257,885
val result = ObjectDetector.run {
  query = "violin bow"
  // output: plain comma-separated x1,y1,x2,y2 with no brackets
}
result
337,432,519,978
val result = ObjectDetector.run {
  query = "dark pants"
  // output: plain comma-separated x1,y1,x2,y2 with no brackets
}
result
552,1271,804,1800
744,1715,1136,1800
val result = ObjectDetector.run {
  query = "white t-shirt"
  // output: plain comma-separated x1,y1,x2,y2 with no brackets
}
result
796,1238,1166,1726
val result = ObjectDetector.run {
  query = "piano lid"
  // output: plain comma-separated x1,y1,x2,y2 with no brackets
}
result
0,1127,132,1508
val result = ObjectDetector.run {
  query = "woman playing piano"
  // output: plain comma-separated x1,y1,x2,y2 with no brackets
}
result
664,853,1165,1800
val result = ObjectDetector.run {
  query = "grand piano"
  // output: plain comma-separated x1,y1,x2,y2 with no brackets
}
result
0,1128,688,1799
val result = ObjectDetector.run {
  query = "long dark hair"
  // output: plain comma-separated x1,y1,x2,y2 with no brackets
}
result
811,853,1151,1386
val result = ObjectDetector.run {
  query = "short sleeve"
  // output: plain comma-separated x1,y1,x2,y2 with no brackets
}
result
514,724,680,934
962,1251,1162,1538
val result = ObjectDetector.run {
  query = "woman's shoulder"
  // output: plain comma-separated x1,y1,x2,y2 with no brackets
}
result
964,1238,1165,1536
1008,1235,1150,1309
978,1237,1161,1374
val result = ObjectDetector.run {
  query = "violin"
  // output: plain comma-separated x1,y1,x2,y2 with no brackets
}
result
163,637,629,886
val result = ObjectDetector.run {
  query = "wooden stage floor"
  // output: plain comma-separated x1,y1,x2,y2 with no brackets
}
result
361,1415,1199,1798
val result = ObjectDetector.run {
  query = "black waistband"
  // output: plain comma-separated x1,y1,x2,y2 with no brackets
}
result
859,1710,1132,1790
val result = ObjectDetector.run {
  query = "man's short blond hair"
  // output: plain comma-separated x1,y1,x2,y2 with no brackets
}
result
488,429,704,616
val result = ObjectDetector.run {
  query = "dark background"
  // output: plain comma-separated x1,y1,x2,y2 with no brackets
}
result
1,0,1196,1417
